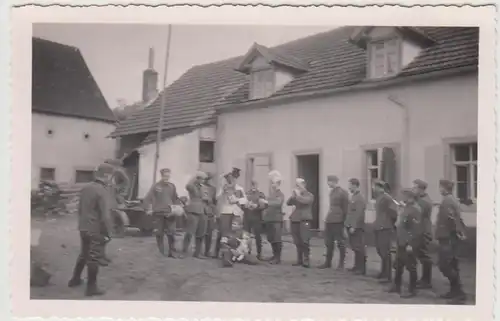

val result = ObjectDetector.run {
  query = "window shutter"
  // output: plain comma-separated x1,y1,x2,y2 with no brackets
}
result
381,147,397,195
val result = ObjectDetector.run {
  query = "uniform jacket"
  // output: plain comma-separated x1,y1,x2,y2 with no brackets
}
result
416,193,433,236
396,202,421,247
435,193,466,240
185,179,206,215
345,191,366,230
373,193,398,230
217,183,247,215
244,188,266,219
263,189,285,222
287,190,314,222
143,181,180,213
203,183,217,216
326,186,349,223
78,180,113,236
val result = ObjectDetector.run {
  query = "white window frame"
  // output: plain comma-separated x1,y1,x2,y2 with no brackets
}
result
367,37,401,79
249,68,276,100
451,142,477,202
366,148,383,200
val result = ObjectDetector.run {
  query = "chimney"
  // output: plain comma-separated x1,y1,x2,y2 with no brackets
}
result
142,47,159,103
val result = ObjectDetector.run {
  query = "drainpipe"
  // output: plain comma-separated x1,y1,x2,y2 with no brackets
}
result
387,94,410,187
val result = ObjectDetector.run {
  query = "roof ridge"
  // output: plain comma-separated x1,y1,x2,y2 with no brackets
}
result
32,36,80,51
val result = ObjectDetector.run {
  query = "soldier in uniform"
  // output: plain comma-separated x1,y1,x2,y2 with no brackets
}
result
373,180,398,284
203,172,218,257
287,178,314,268
242,180,266,260
412,179,434,289
143,168,182,258
67,162,115,297
345,178,367,275
183,171,209,258
263,170,285,264
388,188,422,298
213,168,247,258
319,175,349,270
436,179,467,304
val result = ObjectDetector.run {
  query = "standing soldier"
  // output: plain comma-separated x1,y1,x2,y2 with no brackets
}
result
436,179,467,304
67,162,114,297
345,178,367,275
412,179,434,289
319,175,349,270
203,172,218,257
287,178,314,268
183,171,209,258
143,168,181,258
263,170,285,265
373,180,398,284
243,180,266,260
213,168,247,258
388,188,421,298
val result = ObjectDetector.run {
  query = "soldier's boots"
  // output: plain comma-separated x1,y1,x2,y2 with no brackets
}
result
204,235,212,258
378,258,392,284
400,271,418,299
347,253,359,272
273,243,282,264
293,248,304,266
354,254,367,276
416,263,433,289
166,235,179,258
302,249,311,268
182,234,192,255
193,238,205,259
375,259,386,279
318,245,333,269
336,246,346,270
68,259,86,287
387,284,401,294
156,236,165,256
85,264,105,297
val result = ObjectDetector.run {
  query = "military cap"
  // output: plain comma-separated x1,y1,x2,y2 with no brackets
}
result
296,178,306,185
439,179,454,191
231,167,241,178
94,162,115,180
348,178,360,186
401,188,417,198
413,179,428,190
373,180,386,188
195,171,208,179
160,168,171,174
327,175,339,182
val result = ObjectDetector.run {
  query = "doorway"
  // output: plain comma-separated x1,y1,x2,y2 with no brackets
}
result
122,150,139,200
295,153,320,230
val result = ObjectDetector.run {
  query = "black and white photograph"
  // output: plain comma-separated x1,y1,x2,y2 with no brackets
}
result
9,3,496,320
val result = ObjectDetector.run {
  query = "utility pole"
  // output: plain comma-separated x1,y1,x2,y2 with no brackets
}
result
152,25,173,184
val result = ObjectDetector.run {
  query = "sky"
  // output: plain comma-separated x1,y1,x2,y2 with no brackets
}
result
33,24,334,109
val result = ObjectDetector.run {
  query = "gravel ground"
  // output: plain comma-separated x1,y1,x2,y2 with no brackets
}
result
30,215,476,304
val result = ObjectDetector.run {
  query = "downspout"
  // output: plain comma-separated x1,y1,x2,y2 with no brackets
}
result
387,94,410,187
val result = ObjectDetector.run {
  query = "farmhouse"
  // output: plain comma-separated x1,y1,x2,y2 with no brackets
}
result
112,26,478,231
32,37,117,188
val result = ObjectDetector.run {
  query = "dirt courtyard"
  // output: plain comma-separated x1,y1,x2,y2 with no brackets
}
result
31,215,476,304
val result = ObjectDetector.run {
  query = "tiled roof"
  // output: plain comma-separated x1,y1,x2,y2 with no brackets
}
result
32,37,116,123
236,43,309,73
112,26,478,138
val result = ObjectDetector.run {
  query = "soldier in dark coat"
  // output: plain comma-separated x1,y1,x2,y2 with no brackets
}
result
183,171,209,258
373,180,398,283
388,189,422,298
243,181,266,260
287,178,314,268
319,175,349,270
436,179,467,304
263,170,285,264
143,168,182,258
67,162,114,297
412,179,434,289
203,172,218,257
345,178,367,275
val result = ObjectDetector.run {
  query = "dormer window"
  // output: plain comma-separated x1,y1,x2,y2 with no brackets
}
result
250,68,276,100
369,38,401,79
235,43,309,101
350,26,435,80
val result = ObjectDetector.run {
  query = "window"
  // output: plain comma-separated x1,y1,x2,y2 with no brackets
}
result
366,149,381,200
369,38,400,79
451,143,477,203
199,140,215,163
40,167,55,181
249,69,275,100
75,170,94,183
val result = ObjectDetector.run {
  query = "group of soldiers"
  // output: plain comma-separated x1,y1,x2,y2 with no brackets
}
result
66,159,468,305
